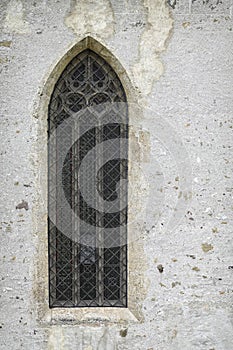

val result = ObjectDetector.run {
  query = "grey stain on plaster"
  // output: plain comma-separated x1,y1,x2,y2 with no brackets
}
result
119,328,128,337
16,200,29,211
157,264,164,273
65,0,115,39
167,0,177,9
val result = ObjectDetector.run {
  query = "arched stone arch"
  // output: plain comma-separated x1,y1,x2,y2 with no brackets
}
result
33,36,146,324
37,36,136,116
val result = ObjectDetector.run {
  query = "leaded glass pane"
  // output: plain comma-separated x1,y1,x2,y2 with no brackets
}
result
48,49,128,307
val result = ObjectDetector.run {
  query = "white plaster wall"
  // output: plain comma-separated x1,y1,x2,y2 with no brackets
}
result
0,0,232,349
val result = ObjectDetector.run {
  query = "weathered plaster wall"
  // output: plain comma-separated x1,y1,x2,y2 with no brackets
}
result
0,0,232,349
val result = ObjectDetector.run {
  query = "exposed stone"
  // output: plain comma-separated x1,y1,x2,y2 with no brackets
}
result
65,0,114,39
202,243,214,253
132,0,173,95
119,328,128,337
0,41,12,47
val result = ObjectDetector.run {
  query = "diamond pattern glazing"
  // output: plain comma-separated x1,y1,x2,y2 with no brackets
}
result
48,49,128,307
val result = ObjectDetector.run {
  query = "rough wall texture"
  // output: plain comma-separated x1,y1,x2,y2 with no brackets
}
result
0,0,232,349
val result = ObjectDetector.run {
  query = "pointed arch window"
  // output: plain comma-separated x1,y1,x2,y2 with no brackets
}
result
48,49,128,307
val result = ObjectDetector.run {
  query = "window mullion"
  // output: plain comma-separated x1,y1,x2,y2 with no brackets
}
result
97,124,104,306
73,116,79,305
119,124,124,305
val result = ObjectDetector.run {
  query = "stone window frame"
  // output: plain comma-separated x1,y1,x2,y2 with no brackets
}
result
33,36,147,325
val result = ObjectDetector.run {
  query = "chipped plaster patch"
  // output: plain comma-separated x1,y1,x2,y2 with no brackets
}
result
48,326,64,350
0,41,12,47
4,0,29,34
65,0,115,39
132,0,173,95
202,243,214,253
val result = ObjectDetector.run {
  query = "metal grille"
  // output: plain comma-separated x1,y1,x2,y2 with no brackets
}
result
48,49,128,307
